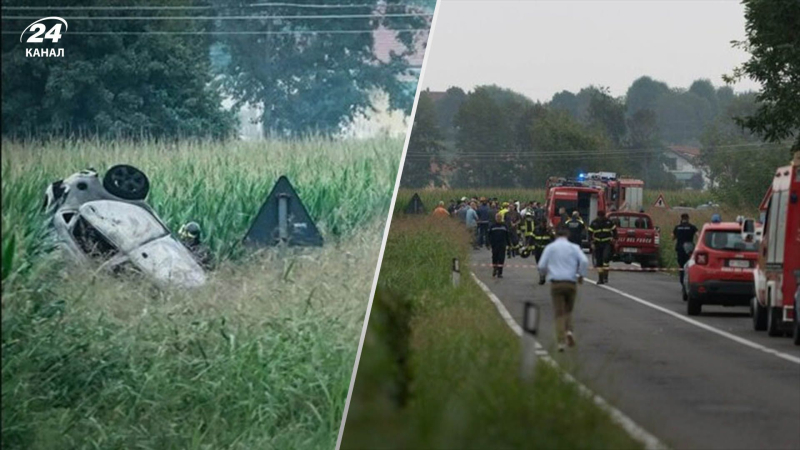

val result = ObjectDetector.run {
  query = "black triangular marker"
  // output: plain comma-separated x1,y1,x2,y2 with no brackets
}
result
404,193,426,214
243,176,323,247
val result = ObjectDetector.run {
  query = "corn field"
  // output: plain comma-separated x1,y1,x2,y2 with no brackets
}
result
2,138,401,284
1,138,401,449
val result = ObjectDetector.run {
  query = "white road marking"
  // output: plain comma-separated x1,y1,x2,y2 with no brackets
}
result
471,272,668,450
584,279,800,365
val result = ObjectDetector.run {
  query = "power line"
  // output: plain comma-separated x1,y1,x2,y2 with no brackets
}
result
405,142,785,157
3,13,432,20
0,3,392,10
4,28,428,35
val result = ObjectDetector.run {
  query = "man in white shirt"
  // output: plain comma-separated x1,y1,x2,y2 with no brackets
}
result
537,227,589,351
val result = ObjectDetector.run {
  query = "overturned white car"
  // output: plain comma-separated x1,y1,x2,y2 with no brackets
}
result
43,165,206,288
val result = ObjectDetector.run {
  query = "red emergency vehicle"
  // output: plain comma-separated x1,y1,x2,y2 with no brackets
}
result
585,172,645,212
545,182,606,248
608,211,660,268
747,152,800,341
683,222,759,316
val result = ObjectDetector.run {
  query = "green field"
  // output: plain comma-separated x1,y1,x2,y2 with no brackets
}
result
394,188,756,269
1,138,400,449
341,217,642,449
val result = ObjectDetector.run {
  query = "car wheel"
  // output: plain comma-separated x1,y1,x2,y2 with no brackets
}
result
103,165,150,200
767,306,783,337
752,297,767,331
687,292,702,316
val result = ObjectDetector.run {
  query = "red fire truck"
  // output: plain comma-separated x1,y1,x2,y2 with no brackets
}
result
744,152,800,343
584,172,645,212
545,178,607,248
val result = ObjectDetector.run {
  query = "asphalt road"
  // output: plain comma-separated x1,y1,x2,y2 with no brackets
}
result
471,248,800,450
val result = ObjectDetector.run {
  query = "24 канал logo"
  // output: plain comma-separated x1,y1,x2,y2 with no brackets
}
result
21,17,67,58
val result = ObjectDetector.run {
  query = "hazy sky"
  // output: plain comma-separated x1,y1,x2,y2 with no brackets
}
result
421,0,760,101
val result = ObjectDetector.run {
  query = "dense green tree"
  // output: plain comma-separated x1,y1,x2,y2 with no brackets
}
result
587,88,626,146
726,0,800,151
433,86,466,143
1,0,236,139
401,93,446,188
689,79,719,115
212,0,428,137
625,76,670,116
654,90,714,144
515,107,612,186
715,86,736,114
452,87,516,187
549,90,579,118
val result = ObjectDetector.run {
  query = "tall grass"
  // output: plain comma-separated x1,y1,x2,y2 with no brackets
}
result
2,138,399,283
2,138,401,449
341,217,642,449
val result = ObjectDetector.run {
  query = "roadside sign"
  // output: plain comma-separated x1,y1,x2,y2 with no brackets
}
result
653,193,669,209
243,176,323,247
405,193,426,214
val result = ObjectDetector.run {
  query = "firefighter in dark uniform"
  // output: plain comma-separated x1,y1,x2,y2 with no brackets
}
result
520,211,537,257
179,221,213,270
588,211,617,285
489,212,511,278
532,219,555,285
565,211,585,247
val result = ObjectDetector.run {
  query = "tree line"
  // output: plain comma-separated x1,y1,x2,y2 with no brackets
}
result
404,79,732,190
402,0,799,207
1,0,431,140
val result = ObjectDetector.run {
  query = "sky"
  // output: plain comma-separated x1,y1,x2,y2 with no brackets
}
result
420,0,761,102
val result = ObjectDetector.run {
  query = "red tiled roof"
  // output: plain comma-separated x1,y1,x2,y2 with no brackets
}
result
373,25,428,67
667,145,701,159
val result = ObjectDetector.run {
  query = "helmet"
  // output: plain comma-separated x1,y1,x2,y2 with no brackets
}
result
179,221,202,240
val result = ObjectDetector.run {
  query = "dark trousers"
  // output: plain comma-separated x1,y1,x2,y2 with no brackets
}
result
594,242,611,281
534,247,545,263
677,248,690,285
477,223,489,248
491,245,507,275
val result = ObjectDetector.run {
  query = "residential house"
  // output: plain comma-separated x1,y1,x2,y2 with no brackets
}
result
663,145,709,190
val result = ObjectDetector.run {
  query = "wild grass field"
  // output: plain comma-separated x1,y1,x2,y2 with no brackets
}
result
340,217,642,449
1,138,400,449
394,188,757,268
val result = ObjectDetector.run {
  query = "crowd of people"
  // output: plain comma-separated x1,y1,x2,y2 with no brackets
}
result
430,195,705,352
433,196,616,282
432,196,619,352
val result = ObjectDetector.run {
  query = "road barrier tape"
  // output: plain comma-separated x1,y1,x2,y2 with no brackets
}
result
470,263,682,272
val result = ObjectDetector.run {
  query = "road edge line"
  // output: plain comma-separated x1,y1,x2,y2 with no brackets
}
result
471,272,668,450
583,279,800,365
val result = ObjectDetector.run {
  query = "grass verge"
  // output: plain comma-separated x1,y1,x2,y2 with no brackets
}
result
341,217,642,449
